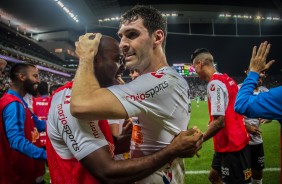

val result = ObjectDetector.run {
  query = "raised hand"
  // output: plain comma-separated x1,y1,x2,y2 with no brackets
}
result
249,41,275,73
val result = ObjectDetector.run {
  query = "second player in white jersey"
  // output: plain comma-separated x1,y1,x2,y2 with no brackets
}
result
238,85,269,145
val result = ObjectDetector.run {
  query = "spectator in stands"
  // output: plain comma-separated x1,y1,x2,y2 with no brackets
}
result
0,58,7,72
47,35,202,184
191,48,251,183
0,59,7,97
0,61,11,97
0,63,46,184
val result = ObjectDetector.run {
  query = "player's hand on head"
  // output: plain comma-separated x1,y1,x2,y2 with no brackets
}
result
75,33,102,61
170,127,203,158
249,41,275,73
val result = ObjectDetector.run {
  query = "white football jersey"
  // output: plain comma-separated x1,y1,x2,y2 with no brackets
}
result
108,66,190,184
47,87,109,160
238,84,269,144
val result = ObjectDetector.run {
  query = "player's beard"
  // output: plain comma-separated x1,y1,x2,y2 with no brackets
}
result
24,78,38,96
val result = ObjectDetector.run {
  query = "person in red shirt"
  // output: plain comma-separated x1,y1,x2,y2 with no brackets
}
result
33,81,50,183
33,81,50,121
191,48,251,184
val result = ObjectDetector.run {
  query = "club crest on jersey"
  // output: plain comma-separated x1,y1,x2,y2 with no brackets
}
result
244,168,252,180
64,95,71,104
210,84,215,91
151,72,165,79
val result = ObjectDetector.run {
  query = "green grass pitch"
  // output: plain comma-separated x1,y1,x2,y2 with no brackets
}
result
185,100,280,184
45,101,280,183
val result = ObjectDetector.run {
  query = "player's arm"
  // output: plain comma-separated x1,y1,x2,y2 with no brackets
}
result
245,123,261,137
235,72,282,119
235,41,282,119
31,113,46,132
80,128,203,184
203,81,226,142
3,102,46,160
71,33,127,120
203,115,225,142
58,116,203,183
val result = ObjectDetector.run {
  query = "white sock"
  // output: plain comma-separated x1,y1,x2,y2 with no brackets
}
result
252,178,262,184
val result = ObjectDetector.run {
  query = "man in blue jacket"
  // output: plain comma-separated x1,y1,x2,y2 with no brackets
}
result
235,41,281,183
234,41,281,122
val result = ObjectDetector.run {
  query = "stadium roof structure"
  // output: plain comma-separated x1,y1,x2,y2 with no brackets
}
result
1,0,282,34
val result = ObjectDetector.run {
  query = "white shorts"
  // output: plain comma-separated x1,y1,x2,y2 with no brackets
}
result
134,158,185,184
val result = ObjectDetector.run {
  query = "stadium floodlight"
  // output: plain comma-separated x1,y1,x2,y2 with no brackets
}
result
53,1,79,23
63,7,70,13
57,1,64,8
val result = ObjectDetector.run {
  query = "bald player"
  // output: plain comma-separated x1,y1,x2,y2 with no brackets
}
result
47,35,203,184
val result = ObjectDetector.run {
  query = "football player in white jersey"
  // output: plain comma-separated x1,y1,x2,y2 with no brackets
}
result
238,70,271,184
71,5,203,184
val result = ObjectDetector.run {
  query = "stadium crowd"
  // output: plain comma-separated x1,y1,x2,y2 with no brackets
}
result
1,60,281,100
186,74,282,100
0,61,70,97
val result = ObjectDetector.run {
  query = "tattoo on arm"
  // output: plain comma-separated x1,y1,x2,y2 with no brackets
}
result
203,115,225,142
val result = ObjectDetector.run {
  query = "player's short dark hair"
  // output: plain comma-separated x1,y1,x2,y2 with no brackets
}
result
120,5,167,49
37,81,49,96
190,48,210,62
9,63,36,81
49,84,63,95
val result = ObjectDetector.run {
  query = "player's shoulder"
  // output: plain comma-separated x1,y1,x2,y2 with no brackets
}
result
51,88,71,107
139,67,183,84
208,78,225,87
208,79,228,94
